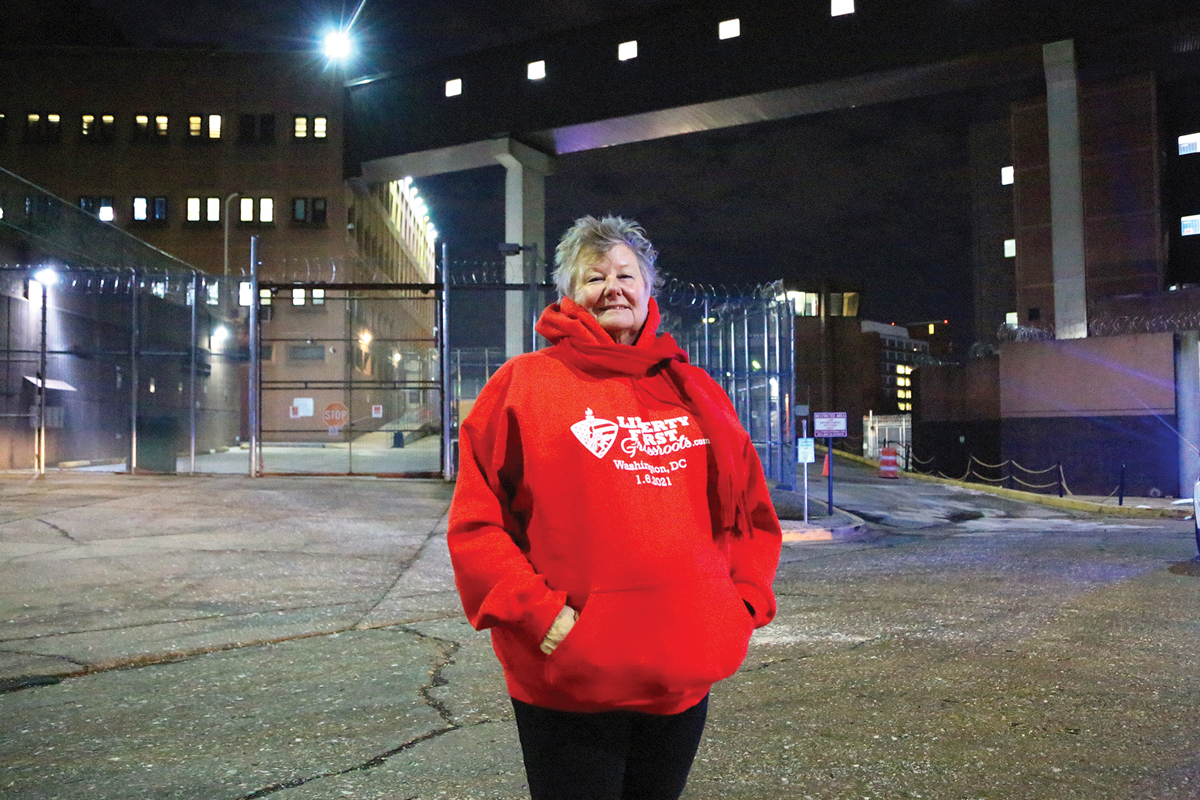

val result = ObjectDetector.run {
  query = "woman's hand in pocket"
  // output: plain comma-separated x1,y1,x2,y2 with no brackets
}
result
539,605,578,655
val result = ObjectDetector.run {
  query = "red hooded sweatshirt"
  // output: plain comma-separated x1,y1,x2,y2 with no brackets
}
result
447,297,782,715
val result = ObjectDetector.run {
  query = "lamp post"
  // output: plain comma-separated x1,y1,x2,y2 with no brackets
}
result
31,268,57,475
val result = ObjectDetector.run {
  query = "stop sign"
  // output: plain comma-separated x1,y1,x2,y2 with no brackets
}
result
323,403,349,428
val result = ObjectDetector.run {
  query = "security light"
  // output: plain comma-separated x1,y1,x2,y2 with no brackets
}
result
32,267,58,286
324,30,352,61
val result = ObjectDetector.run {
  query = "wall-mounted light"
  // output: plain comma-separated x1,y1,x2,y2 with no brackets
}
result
32,267,58,286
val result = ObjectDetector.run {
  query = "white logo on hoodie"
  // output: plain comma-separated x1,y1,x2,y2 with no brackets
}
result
570,408,619,458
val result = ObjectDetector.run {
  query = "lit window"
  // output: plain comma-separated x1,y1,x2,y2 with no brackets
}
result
206,197,220,222
156,115,169,136
312,288,325,306
239,197,274,223
1004,238,1016,257
1183,215,1200,237
187,115,220,139
80,196,114,221
81,114,116,141
831,0,854,16
187,197,201,221
445,78,463,97
133,196,167,222
1179,133,1200,155
527,60,546,80
618,41,638,61
1005,311,1018,327
927,323,935,334
259,288,272,306
1001,166,1014,185
239,282,253,306
292,288,306,306
719,19,740,39
25,112,62,142
294,115,328,139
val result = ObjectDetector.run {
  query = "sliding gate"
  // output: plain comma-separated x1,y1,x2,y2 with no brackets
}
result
252,279,446,476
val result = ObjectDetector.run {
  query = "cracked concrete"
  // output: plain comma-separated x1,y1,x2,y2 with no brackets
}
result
2,467,1200,799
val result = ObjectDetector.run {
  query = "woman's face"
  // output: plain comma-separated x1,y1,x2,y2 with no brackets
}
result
574,244,650,345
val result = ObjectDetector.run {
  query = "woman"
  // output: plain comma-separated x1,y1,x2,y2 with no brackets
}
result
447,215,782,800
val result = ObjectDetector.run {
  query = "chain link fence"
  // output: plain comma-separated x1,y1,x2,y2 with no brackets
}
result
1,167,245,473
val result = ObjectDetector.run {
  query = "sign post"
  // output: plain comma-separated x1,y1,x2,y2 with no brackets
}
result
813,412,848,515
797,419,814,524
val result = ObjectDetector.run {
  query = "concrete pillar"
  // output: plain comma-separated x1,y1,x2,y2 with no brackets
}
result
1043,40,1088,340
495,139,555,359
1176,332,1200,497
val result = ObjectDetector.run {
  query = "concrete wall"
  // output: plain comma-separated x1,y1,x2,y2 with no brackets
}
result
999,333,1178,495
999,333,1174,418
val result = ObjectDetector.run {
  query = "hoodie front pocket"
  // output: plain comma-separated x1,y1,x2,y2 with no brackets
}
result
544,575,752,708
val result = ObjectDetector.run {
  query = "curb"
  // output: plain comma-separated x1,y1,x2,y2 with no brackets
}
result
779,509,869,543
821,446,1192,520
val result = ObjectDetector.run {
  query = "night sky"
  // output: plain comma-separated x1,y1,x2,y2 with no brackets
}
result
75,0,985,341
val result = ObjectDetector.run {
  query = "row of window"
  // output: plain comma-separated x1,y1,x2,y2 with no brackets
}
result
1,112,327,145
997,136,1200,251
0,194,327,226
442,1,856,97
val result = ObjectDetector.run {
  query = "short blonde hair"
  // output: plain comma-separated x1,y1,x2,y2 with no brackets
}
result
552,215,659,300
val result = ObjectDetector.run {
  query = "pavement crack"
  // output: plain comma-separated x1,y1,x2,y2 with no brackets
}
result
38,518,78,541
396,624,462,726
238,726,454,799
237,624,466,799
352,508,450,629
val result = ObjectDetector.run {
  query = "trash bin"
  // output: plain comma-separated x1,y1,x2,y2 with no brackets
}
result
134,415,179,473
392,430,406,448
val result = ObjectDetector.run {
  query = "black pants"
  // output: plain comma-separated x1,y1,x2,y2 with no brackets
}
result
511,695,708,800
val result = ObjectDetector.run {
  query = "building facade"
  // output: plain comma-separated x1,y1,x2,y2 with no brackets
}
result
0,46,439,464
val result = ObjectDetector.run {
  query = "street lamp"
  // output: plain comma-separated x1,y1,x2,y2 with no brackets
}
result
323,30,353,61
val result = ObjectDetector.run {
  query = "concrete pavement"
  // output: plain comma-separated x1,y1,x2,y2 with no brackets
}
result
2,462,1199,798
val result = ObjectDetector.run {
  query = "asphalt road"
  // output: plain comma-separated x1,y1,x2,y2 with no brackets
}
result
2,463,1198,799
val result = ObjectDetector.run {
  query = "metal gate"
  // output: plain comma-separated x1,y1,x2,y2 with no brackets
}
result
248,245,449,477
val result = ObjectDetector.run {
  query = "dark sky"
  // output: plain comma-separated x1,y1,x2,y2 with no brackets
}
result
77,0,987,340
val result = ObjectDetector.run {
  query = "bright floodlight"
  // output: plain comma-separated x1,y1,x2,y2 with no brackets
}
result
32,267,58,286
324,29,352,61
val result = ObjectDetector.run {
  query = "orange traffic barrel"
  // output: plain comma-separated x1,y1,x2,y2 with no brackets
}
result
879,447,899,479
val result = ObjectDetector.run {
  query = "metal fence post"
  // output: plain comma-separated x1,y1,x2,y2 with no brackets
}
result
248,238,259,478
441,242,454,481
36,275,48,475
129,269,139,472
189,273,198,474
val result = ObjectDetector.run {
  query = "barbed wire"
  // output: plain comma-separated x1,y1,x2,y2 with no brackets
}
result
996,311,1200,343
